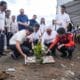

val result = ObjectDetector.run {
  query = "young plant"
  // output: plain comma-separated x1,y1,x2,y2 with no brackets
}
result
33,42,43,63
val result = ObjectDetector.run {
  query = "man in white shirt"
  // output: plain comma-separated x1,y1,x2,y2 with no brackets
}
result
0,1,7,56
41,27,57,56
56,5,71,31
5,10,11,32
9,28,33,60
51,19,56,31
0,1,7,32
10,15,18,34
5,10,13,49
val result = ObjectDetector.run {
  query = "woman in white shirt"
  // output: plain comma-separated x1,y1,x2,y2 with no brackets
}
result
39,17,46,36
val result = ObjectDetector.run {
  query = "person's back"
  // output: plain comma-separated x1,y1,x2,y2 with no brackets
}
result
57,33,75,47
10,30,26,45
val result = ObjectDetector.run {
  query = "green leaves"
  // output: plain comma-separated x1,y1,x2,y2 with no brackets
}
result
33,42,43,63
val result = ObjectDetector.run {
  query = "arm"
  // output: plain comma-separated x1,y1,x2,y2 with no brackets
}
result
66,14,71,29
17,15,29,27
64,34,75,47
17,21,29,27
48,35,59,50
16,41,27,58
17,15,22,25
23,15,29,27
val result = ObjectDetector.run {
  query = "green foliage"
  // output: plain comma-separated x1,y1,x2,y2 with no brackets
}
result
76,34,80,38
33,42,43,63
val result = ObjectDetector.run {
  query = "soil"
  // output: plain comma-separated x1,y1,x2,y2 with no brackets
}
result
0,45,80,80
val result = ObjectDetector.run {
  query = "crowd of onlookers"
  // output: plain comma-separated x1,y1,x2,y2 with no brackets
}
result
0,1,79,63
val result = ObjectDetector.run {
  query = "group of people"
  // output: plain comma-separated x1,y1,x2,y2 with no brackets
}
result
0,1,75,62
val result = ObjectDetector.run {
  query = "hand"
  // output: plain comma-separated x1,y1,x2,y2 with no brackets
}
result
18,22,23,25
58,44,64,49
29,39,32,43
45,49,50,54
32,46,34,50
29,50,33,53
24,23,29,27
24,54,27,64
23,53,27,59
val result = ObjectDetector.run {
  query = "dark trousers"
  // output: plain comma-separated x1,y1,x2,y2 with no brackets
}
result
5,27,13,49
0,31,5,55
33,39,39,45
44,41,56,56
10,42,33,58
58,46,75,59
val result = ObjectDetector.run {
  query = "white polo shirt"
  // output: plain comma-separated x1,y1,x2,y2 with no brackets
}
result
27,30,41,41
41,31,57,49
39,24,46,34
5,17,11,32
56,12,70,30
10,21,18,34
10,30,26,45
0,11,5,30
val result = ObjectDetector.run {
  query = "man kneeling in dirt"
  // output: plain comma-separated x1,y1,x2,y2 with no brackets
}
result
46,27,75,60
9,27,33,60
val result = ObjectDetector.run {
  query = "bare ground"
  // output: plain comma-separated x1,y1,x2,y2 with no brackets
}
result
0,45,80,80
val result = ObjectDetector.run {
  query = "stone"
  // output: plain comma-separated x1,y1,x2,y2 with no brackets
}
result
64,70,75,78
61,64,66,68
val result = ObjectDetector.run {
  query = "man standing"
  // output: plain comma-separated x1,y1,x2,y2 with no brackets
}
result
29,15,38,28
56,5,71,31
5,10,12,49
10,15,18,34
0,1,7,56
0,1,7,32
17,9,29,31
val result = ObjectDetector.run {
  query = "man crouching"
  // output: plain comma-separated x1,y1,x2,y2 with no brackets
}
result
9,27,33,60
47,27,75,60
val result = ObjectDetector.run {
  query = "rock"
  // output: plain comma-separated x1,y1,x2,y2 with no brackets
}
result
61,77,68,80
71,63,74,66
0,71,9,80
6,68,16,72
51,79,56,80
60,64,66,68
64,70,75,78
77,57,80,59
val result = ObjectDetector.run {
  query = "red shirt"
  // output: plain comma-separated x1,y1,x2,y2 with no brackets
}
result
49,33,75,50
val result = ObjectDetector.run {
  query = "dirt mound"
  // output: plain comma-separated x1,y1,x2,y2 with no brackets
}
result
0,71,10,80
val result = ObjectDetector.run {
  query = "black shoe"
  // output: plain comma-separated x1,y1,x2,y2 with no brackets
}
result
61,54,67,59
0,53,6,56
68,56,72,60
0,55,2,57
11,54,17,60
